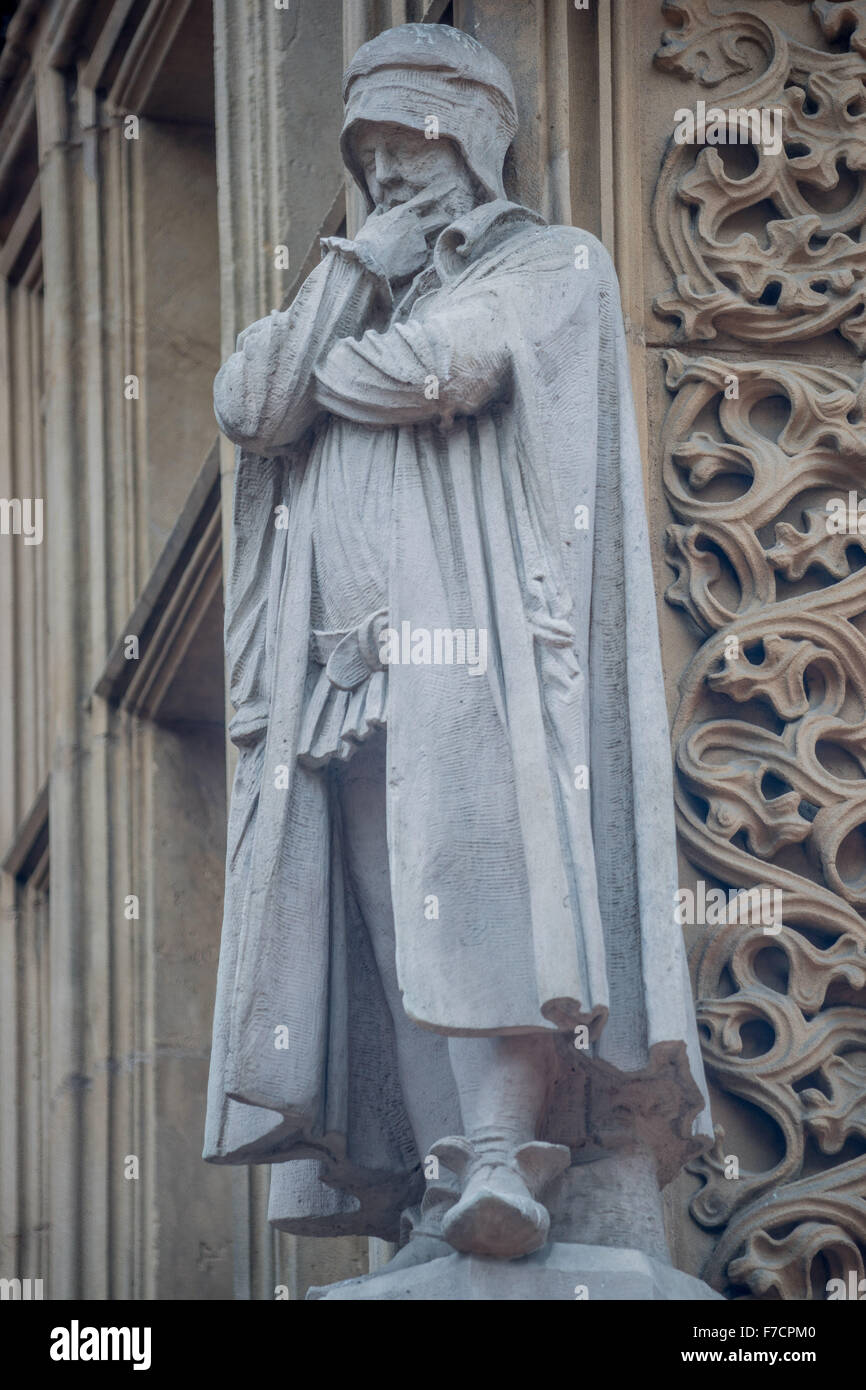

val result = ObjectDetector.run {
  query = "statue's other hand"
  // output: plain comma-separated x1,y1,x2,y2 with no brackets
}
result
353,181,454,284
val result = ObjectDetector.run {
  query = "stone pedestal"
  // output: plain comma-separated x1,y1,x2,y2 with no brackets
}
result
547,1143,671,1260
308,1243,723,1301
306,1145,723,1301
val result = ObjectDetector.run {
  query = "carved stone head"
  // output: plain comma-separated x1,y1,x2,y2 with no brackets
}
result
340,23,518,216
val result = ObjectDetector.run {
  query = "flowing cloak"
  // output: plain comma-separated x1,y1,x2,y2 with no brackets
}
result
203,199,713,1238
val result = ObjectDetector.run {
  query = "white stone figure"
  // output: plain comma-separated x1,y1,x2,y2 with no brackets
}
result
205,23,714,1299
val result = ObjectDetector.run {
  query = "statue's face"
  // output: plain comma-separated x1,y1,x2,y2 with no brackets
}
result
353,121,482,221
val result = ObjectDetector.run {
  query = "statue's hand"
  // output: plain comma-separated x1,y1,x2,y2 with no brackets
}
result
353,182,454,283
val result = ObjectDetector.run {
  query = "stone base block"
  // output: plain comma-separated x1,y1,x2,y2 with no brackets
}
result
309,1243,724,1301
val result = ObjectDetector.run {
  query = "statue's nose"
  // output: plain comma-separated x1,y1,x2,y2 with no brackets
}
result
375,150,403,187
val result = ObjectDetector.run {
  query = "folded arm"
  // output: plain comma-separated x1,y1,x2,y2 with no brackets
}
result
313,288,512,429
213,239,391,454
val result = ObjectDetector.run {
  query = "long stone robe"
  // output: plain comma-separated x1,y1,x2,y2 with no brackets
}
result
204,199,713,1238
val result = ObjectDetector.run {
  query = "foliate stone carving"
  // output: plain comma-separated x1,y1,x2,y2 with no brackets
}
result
655,0,866,1299
661,349,866,1297
654,0,866,347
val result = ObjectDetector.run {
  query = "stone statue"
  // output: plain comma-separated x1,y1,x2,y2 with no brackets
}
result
205,22,716,1300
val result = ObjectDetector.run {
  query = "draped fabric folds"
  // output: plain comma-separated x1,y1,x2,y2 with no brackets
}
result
204,201,712,1236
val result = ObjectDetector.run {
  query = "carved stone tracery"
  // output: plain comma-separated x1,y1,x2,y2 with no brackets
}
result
654,0,866,1299
655,0,866,348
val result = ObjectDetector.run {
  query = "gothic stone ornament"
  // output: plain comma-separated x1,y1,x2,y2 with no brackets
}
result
654,0,866,348
662,351,866,1299
204,22,713,1300
654,0,866,1302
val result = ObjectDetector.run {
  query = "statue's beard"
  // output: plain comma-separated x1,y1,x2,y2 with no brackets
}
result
376,180,482,222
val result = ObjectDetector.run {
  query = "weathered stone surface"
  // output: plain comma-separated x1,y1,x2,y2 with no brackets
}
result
206,22,714,1298
652,2,866,1300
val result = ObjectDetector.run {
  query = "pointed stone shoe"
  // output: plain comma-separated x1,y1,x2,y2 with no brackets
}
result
432,1137,570,1260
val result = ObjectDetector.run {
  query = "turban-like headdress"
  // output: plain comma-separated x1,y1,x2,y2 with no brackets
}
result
341,23,518,211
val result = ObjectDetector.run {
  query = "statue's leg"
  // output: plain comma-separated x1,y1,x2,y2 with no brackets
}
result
335,729,569,1262
333,730,459,1269
439,1035,570,1258
334,730,458,1157
447,1034,553,1143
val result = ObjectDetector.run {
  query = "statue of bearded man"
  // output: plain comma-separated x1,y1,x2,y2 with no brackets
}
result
205,22,712,1293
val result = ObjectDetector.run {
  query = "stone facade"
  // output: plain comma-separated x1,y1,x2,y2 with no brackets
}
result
0,0,863,1301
